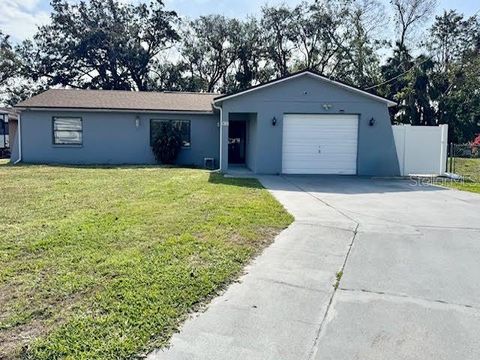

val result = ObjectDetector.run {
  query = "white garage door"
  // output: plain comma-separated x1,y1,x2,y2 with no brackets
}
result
282,114,358,174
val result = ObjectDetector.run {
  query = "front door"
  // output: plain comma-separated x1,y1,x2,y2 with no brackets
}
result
228,121,246,164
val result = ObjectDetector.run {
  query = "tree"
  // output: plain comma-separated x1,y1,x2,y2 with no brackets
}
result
434,54,480,143
379,43,437,125
428,10,479,74
428,11,480,142
149,62,196,92
260,5,297,77
222,18,271,93
391,0,438,48
180,15,241,92
396,54,436,125
260,0,386,86
0,30,18,87
290,1,349,74
334,0,386,87
1,80,47,107
18,0,178,91
380,43,413,101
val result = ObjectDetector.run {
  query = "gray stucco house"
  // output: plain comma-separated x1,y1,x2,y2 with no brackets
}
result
12,70,400,175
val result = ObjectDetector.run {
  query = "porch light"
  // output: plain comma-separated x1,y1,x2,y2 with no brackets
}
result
369,117,376,126
272,117,277,126
135,116,140,128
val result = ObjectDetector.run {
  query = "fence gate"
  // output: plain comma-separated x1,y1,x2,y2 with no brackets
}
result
392,124,448,176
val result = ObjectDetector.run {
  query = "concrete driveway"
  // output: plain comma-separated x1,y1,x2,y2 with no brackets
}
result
149,176,480,360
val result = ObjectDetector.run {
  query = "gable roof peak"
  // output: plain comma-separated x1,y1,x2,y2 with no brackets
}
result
214,69,397,107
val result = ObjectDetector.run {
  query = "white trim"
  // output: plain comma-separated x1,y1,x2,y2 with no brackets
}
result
15,107,215,115
212,103,223,171
214,71,397,107
13,113,22,164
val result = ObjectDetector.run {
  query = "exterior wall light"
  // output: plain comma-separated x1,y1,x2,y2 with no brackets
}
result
272,117,277,126
322,104,333,110
369,117,376,126
135,116,140,128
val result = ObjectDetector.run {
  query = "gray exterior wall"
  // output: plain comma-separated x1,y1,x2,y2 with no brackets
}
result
15,110,219,166
218,74,400,176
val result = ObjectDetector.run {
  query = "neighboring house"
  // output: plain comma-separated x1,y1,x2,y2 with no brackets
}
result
1,107,18,156
0,109,8,149
12,70,400,175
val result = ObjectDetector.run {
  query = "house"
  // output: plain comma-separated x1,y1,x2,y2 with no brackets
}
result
11,70,400,175
1,107,18,156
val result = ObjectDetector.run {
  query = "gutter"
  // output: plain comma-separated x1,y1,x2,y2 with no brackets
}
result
212,102,223,171
13,113,22,164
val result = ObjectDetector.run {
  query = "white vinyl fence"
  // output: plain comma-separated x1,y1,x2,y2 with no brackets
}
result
392,124,448,176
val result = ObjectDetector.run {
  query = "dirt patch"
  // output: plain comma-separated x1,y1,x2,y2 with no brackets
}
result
0,286,94,359
0,319,49,359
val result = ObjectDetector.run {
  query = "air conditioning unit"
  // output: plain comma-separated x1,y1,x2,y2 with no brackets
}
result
204,157,215,170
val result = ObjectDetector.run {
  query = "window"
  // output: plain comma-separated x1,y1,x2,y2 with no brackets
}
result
53,117,83,145
150,120,191,148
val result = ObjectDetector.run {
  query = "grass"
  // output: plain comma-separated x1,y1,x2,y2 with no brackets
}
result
444,181,480,194
333,271,343,290
0,161,293,359
444,158,480,194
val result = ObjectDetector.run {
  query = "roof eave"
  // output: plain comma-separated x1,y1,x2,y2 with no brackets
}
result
14,106,216,115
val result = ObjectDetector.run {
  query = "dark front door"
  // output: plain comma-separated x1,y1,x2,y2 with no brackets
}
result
228,121,246,164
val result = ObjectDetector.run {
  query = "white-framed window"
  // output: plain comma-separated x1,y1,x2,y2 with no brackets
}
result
53,117,83,145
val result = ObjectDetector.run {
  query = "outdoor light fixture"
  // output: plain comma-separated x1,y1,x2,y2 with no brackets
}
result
135,116,140,128
272,117,277,126
369,117,376,126
322,104,333,110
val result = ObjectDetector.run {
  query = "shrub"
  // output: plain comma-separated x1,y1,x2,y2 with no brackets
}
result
151,122,183,164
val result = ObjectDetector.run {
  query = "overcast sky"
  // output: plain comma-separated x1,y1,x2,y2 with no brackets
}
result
1,0,478,43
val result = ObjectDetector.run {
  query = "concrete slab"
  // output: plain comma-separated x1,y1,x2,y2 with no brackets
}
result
342,228,480,307
257,175,358,229
287,176,480,229
149,305,321,360
313,290,480,360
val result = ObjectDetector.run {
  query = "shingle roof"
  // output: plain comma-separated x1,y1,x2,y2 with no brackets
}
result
15,89,220,113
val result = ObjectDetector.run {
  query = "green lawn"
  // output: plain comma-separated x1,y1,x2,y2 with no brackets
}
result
451,157,480,181
444,180,480,194
0,161,293,359
444,158,480,194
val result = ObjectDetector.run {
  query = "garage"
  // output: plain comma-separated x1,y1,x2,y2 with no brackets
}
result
282,114,359,175
214,70,399,176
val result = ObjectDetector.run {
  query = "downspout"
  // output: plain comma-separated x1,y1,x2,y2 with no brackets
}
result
13,112,22,164
212,102,223,171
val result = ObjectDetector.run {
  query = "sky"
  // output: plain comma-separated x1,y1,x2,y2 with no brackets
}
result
1,0,479,43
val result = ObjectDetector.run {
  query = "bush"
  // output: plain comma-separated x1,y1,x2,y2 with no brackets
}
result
151,122,183,164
